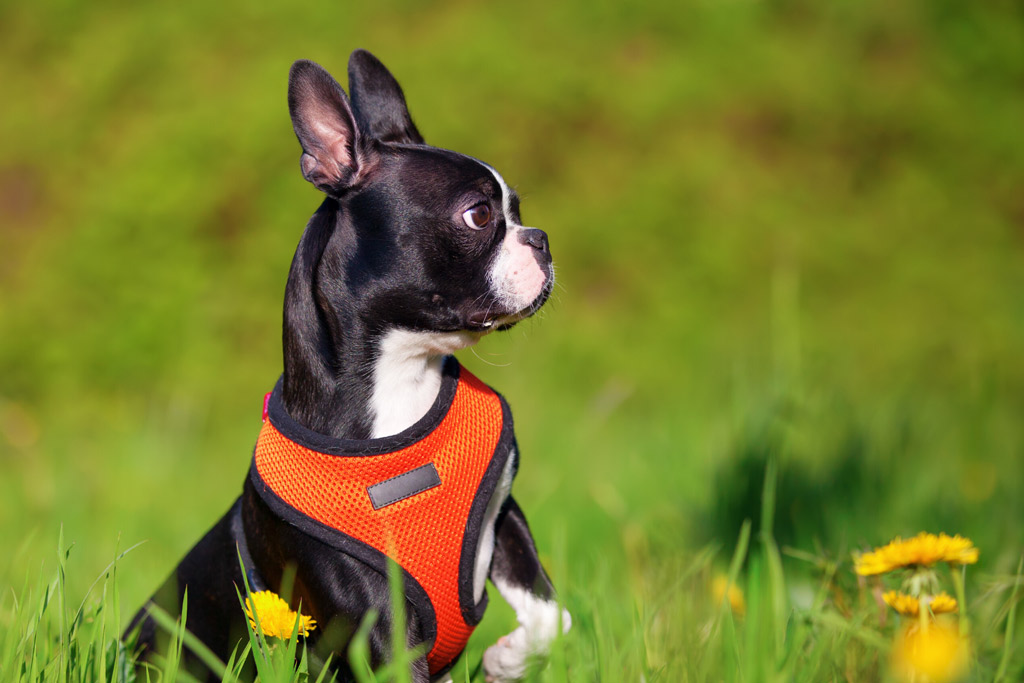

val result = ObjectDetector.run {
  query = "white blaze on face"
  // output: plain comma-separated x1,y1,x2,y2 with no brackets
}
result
483,165,549,315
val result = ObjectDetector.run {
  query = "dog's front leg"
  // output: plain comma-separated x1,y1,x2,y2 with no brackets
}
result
483,497,571,682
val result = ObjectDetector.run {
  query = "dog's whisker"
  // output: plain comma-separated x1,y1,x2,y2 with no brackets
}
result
469,345,513,368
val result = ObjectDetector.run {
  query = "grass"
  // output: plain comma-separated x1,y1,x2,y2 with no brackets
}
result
3,0,1024,680
0,530,135,682
5,464,1022,681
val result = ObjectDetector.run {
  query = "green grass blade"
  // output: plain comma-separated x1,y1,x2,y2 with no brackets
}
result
144,600,229,680
347,608,380,683
699,518,751,681
390,558,411,683
994,556,1023,683
807,610,889,652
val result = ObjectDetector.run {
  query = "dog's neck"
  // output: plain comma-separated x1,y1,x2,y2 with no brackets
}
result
369,328,479,437
280,199,479,440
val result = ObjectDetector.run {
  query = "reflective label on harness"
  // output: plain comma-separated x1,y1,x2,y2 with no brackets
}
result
366,462,442,510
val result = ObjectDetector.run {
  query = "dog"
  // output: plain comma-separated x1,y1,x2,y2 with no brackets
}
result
126,50,570,682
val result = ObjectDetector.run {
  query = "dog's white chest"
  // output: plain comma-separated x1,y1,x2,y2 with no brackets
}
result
369,329,479,439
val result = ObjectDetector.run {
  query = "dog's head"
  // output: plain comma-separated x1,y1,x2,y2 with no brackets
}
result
287,51,553,339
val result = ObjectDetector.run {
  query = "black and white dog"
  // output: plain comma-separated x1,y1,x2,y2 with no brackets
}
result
128,50,569,682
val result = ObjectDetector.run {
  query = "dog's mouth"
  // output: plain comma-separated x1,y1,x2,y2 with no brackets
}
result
464,278,554,333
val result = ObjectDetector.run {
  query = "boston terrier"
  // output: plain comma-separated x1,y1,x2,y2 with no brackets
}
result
126,50,570,682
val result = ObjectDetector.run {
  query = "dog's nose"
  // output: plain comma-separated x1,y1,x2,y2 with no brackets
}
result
519,228,549,254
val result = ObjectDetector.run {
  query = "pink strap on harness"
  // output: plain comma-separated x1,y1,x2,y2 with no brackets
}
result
262,392,272,423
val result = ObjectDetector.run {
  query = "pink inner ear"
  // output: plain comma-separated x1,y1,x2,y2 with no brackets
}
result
307,101,354,171
328,138,352,169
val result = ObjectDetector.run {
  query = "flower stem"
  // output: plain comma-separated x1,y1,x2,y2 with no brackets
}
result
949,564,970,637
918,593,930,635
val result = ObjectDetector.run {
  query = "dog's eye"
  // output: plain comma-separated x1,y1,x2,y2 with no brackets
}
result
461,204,491,230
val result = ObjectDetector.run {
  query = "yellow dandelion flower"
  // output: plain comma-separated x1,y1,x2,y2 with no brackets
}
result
884,591,922,616
890,622,969,683
929,593,958,614
883,591,958,616
711,574,746,617
244,590,316,638
854,532,979,576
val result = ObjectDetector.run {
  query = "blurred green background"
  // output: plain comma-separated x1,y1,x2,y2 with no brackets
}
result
2,0,1023,662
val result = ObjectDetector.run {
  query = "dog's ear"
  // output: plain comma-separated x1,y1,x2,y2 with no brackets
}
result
289,60,371,193
347,49,424,145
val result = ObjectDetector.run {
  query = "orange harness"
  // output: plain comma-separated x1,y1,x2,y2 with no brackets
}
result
249,360,513,675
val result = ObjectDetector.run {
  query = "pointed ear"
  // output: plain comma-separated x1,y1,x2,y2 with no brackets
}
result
288,60,368,193
347,49,424,145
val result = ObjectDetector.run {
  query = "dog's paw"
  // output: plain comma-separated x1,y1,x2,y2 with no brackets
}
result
482,607,571,682
483,627,530,682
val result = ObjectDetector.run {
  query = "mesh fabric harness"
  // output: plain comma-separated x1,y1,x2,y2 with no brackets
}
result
249,360,513,675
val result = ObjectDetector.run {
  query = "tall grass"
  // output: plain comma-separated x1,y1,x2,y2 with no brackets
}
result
5,462,1021,682
0,529,135,682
